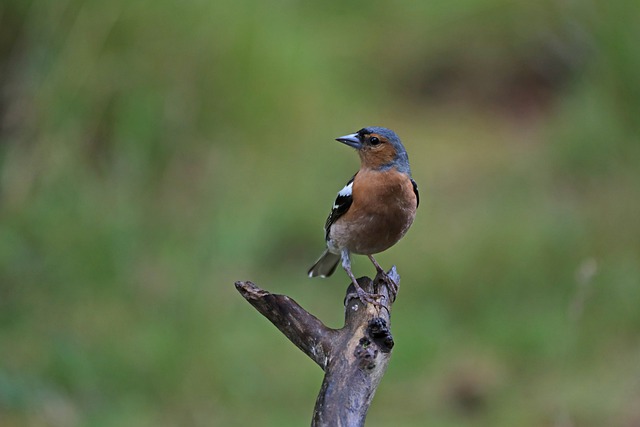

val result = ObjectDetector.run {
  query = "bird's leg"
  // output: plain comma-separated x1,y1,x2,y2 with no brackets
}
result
367,254,385,275
367,255,398,300
342,249,383,305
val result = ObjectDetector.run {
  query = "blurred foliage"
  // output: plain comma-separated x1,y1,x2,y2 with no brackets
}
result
1,0,639,426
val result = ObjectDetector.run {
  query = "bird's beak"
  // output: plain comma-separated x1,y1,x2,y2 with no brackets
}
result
336,133,363,149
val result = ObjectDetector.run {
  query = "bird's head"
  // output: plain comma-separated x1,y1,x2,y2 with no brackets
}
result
336,127,411,174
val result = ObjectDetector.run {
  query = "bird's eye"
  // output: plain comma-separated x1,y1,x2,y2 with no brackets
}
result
369,136,380,145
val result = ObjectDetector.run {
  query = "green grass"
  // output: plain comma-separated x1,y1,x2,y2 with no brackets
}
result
1,0,640,426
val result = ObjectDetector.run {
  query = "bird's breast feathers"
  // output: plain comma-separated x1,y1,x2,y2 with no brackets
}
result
326,169,418,255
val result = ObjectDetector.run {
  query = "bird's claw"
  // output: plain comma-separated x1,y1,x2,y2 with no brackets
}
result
383,274,399,302
357,287,385,306
346,285,385,307
373,269,399,302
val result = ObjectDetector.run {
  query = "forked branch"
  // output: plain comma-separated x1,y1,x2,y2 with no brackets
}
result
235,267,399,427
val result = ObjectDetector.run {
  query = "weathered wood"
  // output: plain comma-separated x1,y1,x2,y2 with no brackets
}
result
235,267,399,427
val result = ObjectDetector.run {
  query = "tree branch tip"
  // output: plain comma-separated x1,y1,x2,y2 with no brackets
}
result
234,280,270,300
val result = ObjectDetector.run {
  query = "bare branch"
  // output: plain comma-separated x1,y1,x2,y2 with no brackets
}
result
234,280,336,368
235,267,400,426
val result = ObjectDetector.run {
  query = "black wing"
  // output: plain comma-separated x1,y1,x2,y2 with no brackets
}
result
411,178,419,207
324,174,356,241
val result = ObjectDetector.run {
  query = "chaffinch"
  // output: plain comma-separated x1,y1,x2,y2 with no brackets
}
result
308,126,419,303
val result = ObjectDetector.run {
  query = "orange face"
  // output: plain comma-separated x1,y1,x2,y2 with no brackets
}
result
357,132,398,170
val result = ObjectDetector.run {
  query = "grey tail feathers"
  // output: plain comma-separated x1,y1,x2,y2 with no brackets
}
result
308,250,341,278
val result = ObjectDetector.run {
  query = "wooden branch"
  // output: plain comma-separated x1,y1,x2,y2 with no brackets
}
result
235,267,399,427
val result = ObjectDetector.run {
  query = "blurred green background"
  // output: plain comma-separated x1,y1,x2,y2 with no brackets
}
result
1,0,639,426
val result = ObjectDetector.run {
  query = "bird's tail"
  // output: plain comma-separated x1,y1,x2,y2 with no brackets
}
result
308,250,341,278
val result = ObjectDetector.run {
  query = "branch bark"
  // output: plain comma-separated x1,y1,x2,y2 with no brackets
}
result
235,267,399,427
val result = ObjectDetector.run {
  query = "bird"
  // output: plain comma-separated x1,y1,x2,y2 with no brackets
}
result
308,126,419,303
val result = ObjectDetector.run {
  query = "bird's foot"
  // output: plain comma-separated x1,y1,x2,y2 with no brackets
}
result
385,276,399,302
374,266,400,302
387,276,399,301
346,282,385,307
367,256,399,301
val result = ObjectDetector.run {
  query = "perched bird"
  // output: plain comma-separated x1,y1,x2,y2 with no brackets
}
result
308,127,419,303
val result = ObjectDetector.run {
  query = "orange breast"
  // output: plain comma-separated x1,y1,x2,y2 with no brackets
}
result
328,168,418,255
